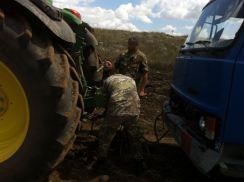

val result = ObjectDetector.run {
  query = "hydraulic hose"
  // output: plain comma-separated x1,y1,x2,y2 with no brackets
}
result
154,110,169,144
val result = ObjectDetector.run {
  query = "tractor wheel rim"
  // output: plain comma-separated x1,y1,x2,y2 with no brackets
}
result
0,61,30,163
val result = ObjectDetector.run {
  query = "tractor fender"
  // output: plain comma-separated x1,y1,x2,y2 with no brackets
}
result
13,0,76,44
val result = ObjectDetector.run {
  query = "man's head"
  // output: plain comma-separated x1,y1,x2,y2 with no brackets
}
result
128,37,139,53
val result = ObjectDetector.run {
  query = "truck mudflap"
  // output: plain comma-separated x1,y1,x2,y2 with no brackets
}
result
163,101,221,173
13,0,76,44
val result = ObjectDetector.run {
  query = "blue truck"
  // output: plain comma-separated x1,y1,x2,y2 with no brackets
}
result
164,0,244,177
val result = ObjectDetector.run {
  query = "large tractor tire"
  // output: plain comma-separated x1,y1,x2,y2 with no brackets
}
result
0,9,83,182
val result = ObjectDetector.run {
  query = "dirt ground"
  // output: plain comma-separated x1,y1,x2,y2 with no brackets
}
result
49,71,220,182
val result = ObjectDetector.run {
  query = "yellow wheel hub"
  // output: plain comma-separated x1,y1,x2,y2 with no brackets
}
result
0,88,8,117
0,61,30,163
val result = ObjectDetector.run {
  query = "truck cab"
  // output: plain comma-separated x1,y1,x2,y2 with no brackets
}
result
164,0,244,177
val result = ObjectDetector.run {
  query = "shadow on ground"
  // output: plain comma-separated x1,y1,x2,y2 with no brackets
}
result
51,141,213,182
49,71,236,182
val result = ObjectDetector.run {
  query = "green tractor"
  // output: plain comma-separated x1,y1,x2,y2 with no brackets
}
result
0,0,104,181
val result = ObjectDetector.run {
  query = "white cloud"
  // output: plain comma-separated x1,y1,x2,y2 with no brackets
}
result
154,0,209,19
115,3,153,24
79,7,139,31
114,0,209,22
69,6,139,31
115,3,134,21
162,25,176,34
53,0,209,32
184,25,193,30
54,1,139,31
53,0,94,7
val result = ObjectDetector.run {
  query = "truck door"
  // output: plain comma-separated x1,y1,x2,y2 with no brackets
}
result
224,37,244,144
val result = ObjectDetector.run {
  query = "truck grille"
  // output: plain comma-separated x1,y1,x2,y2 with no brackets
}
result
170,91,205,138
169,90,220,149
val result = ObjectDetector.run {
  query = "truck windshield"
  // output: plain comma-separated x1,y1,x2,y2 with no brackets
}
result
185,0,244,49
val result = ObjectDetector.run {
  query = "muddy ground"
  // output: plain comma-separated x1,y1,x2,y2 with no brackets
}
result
49,71,228,182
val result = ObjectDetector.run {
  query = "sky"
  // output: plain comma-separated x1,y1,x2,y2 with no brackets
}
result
53,0,209,35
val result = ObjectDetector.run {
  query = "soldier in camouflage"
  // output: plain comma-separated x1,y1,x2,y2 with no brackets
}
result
97,74,144,163
115,37,149,97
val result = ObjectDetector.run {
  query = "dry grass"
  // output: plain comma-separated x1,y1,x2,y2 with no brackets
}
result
94,28,186,75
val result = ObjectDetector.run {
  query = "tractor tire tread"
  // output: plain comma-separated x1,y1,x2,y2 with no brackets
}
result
0,9,83,181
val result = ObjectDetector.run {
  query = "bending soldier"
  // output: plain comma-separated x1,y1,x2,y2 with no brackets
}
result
95,70,145,169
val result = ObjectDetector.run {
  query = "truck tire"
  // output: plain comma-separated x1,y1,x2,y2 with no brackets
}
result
0,9,83,182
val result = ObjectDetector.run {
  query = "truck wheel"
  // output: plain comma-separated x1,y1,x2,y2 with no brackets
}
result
0,9,83,181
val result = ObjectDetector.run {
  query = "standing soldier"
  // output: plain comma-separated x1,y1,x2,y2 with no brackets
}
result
115,37,149,97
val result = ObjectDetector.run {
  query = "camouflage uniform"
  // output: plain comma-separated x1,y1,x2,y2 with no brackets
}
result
98,74,144,160
115,50,149,86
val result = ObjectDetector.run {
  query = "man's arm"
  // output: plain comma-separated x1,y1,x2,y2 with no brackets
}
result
114,53,123,73
138,53,149,97
98,79,109,115
139,72,148,96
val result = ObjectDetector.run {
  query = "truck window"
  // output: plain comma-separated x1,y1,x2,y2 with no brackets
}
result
185,0,244,49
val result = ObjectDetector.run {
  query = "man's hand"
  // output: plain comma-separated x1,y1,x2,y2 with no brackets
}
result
139,72,148,97
105,60,113,69
139,90,147,97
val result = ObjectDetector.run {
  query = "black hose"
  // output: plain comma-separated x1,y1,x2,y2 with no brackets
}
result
90,119,96,135
154,111,169,144
90,109,169,146
90,114,105,136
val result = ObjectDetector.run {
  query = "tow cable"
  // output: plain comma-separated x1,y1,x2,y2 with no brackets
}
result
87,103,170,147
154,109,169,144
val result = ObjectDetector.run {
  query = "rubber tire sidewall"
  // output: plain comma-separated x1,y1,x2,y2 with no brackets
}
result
0,23,67,182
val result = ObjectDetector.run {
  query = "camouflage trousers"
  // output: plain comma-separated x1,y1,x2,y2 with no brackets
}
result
98,115,144,160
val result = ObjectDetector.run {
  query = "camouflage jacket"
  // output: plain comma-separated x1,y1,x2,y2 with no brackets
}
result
103,74,140,117
114,50,149,85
